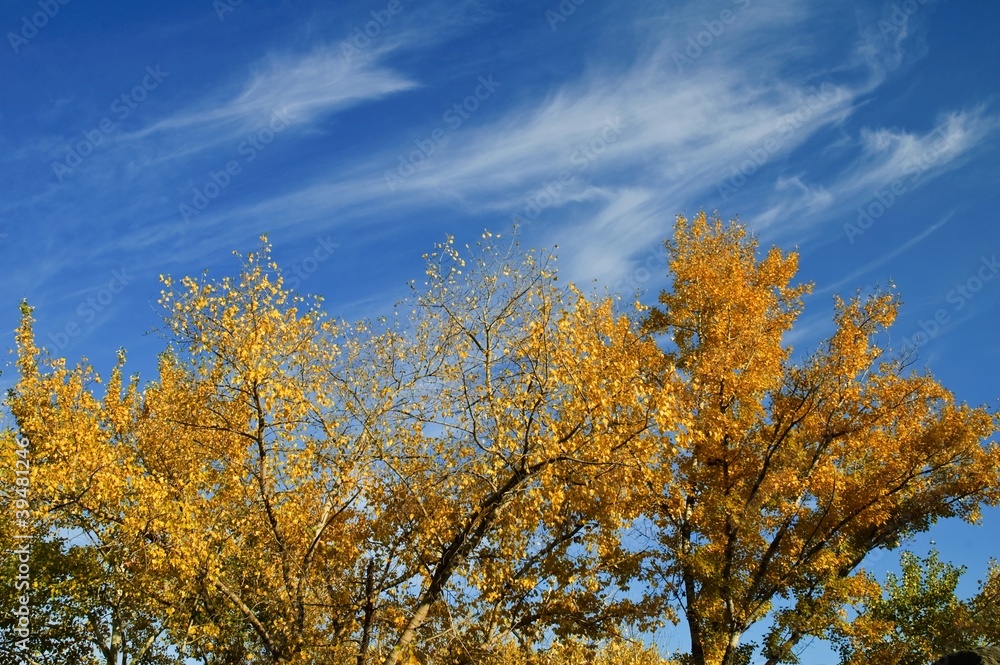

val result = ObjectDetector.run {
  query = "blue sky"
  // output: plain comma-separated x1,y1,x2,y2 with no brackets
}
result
1,0,998,661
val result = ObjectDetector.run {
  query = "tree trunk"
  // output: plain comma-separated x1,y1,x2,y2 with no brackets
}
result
720,631,743,665
358,560,375,665
383,600,432,665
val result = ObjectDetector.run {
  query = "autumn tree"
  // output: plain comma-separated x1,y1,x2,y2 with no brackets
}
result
638,212,1000,665
6,233,672,664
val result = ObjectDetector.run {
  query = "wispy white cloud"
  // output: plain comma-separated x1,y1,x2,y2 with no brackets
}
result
120,44,418,164
7,0,996,322
113,2,890,289
753,107,998,242
846,109,994,193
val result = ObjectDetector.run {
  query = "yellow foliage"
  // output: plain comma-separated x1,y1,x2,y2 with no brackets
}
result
5,217,997,665
641,213,1000,665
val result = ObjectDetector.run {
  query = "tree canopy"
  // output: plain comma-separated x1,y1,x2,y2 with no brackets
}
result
3,213,998,665
639,214,1000,665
